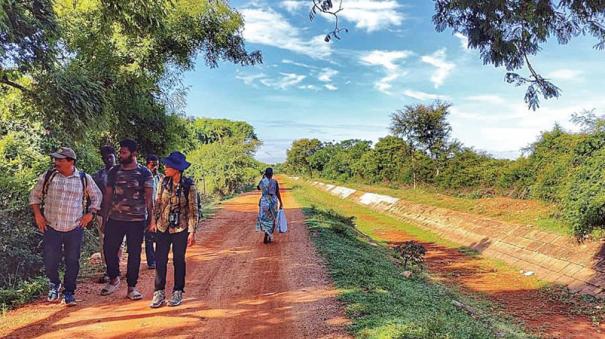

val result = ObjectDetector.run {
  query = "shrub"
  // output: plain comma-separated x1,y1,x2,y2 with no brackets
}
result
394,241,427,271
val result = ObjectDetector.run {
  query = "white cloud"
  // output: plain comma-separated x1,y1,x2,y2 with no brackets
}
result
454,33,469,51
260,72,306,89
280,0,405,32
324,84,338,91
360,50,412,94
236,73,267,86
421,48,455,88
338,0,405,32
403,90,449,101
547,69,584,81
241,7,332,59
318,68,338,82
282,59,317,69
280,0,306,12
360,50,412,70
465,95,505,105
299,84,321,91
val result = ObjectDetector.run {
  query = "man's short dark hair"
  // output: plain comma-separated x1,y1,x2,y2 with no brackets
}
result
146,154,159,163
100,145,115,156
119,139,138,153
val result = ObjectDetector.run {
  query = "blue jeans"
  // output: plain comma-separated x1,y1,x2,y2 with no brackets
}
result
144,231,156,267
43,227,83,294
104,219,145,287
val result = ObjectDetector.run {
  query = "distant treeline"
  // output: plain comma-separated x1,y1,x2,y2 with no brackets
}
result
284,102,605,239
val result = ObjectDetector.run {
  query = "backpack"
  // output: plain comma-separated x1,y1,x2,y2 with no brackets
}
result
182,177,203,221
42,169,90,214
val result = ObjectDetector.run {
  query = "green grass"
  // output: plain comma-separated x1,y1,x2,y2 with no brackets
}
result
0,276,47,315
307,178,569,235
291,182,532,338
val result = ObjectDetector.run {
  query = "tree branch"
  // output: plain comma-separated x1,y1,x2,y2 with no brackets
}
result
0,76,29,92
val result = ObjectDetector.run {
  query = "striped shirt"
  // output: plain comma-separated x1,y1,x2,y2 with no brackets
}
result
29,169,102,232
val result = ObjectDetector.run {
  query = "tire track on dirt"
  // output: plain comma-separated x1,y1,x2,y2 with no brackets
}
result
0,184,350,339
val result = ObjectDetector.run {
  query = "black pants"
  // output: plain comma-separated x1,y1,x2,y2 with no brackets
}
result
154,230,189,292
43,227,83,293
104,219,145,287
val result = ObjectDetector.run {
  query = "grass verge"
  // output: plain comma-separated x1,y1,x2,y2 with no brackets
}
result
292,183,531,338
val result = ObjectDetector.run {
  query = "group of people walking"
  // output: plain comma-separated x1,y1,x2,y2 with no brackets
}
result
29,139,199,308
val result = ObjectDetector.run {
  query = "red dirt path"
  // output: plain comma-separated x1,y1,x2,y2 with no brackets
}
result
375,229,605,338
0,186,350,339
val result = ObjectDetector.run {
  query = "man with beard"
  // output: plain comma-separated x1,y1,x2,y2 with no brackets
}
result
92,145,118,283
100,139,155,300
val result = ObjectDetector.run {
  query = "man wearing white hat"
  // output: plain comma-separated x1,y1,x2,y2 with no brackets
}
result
29,147,102,306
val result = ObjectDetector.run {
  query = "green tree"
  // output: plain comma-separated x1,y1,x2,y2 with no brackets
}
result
285,138,323,175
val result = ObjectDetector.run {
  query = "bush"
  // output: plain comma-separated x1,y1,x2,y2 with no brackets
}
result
394,241,427,271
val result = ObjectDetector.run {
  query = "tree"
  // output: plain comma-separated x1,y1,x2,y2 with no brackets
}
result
390,101,453,188
390,101,452,160
286,138,323,175
1,0,262,152
310,0,605,109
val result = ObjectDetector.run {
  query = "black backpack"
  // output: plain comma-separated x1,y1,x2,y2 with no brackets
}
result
41,169,90,214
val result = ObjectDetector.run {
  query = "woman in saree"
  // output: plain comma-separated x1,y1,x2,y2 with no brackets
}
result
256,168,283,244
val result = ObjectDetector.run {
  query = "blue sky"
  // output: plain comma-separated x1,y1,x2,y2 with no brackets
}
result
183,0,605,163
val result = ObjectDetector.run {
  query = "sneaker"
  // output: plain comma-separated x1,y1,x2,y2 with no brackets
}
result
168,290,183,307
47,283,61,302
100,277,120,296
150,290,165,308
62,292,77,306
127,287,143,300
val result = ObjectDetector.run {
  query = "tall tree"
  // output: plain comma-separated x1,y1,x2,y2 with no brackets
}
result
390,101,452,160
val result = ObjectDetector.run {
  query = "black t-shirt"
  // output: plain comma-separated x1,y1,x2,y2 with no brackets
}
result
107,164,153,222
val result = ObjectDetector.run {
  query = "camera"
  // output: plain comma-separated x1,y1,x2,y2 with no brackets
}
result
169,210,180,228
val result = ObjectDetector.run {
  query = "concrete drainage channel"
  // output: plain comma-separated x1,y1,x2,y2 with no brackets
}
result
294,177,605,297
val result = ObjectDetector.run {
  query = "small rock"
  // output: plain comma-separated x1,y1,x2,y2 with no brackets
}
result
402,271,413,278
523,271,535,276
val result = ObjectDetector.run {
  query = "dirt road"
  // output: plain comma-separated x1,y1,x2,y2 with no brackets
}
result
0,185,350,338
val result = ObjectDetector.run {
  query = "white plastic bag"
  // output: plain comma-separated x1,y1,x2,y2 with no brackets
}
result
277,209,288,233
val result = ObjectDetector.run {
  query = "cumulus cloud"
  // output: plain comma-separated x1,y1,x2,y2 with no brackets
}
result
547,69,584,81
282,59,317,69
324,84,338,91
259,72,306,89
241,7,332,59
360,50,412,94
280,0,404,32
403,90,449,101
421,49,455,88
318,68,338,82
280,0,306,12
235,73,267,86
454,33,469,51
